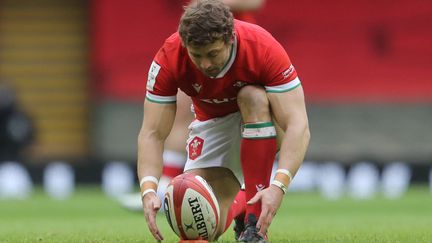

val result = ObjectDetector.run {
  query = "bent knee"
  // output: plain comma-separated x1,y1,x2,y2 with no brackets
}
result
237,85,268,107
237,85,270,122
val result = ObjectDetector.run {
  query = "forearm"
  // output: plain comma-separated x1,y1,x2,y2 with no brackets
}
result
137,101,176,182
137,132,165,181
277,122,310,185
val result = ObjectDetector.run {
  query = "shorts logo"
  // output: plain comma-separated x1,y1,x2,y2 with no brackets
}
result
188,136,204,160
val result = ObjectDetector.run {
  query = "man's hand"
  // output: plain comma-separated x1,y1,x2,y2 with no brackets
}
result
142,192,164,241
247,185,284,235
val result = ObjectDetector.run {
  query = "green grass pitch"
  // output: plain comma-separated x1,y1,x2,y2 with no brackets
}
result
0,186,431,242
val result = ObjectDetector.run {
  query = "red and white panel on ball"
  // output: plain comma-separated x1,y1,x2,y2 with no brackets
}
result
194,175,220,220
163,184,181,237
163,174,220,241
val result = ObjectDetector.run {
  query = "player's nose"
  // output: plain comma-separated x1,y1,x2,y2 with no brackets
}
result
199,58,212,70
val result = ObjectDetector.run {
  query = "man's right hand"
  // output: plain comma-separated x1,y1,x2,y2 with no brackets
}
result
142,192,164,241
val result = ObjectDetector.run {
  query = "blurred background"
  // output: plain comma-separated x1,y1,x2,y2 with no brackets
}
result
0,0,431,201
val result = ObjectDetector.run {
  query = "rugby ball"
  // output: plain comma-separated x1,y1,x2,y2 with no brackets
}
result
163,173,220,241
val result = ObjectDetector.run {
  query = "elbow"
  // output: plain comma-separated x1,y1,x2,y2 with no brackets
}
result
137,130,146,148
304,125,311,145
137,130,145,145
138,128,165,145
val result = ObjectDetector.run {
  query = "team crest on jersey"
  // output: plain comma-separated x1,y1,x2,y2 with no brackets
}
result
188,136,204,160
282,64,295,79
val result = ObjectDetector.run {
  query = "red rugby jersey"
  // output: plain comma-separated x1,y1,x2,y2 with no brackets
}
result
146,20,300,121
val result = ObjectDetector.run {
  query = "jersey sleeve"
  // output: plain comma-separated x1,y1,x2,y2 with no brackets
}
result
261,41,301,93
146,45,178,104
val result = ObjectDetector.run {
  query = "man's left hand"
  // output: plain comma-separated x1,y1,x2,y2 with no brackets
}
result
247,185,284,235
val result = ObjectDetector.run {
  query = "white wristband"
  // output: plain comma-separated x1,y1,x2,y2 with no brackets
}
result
276,169,293,182
141,188,156,198
271,180,287,194
139,176,159,188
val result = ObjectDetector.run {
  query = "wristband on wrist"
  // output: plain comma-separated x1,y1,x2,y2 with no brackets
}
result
141,188,156,198
139,176,158,198
139,176,159,188
276,169,293,182
274,172,290,187
271,179,287,194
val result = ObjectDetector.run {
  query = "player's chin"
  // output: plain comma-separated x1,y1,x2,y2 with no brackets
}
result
204,69,219,77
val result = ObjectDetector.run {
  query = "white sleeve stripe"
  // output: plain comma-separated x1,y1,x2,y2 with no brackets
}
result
146,92,176,103
265,77,301,93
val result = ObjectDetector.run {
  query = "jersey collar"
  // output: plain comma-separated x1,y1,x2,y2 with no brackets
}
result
212,34,237,79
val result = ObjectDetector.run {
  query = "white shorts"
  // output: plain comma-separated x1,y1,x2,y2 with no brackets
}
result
184,112,244,185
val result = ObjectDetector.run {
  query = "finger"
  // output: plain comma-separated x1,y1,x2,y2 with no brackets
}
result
258,211,274,235
258,216,270,235
154,229,164,241
153,198,161,210
247,192,261,205
148,213,163,240
146,203,164,241
256,207,268,230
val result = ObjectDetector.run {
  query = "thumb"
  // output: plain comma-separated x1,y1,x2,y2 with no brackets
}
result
153,198,161,210
247,192,261,205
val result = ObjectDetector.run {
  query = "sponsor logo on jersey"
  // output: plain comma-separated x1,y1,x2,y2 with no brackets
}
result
233,81,247,88
282,64,295,79
192,83,202,93
147,61,161,91
200,97,237,104
188,136,204,160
